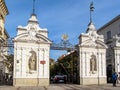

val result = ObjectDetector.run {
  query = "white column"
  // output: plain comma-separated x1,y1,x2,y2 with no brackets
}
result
39,48,43,77
44,48,47,77
116,51,120,73
118,54,120,72
118,54,120,83
114,49,117,72
84,52,89,76
102,53,106,76
22,47,26,77
44,48,49,78
15,47,21,77
42,48,45,77
82,51,85,76
97,52,99,76
20,47,22,76
37,48,39,77
79,47,83,78
100,53,102,76
37,48,40,85
14,47,17,78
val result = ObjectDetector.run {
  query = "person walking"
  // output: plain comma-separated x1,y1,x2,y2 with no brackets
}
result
112,72,118,87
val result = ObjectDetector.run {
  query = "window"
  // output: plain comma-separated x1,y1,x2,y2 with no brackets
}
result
0,27,2,35
118,25,120,36
107,31,111,40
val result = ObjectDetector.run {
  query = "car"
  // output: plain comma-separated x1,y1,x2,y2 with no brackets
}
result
53,75,67,83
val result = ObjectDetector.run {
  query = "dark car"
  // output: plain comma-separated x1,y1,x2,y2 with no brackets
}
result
53,75,67,83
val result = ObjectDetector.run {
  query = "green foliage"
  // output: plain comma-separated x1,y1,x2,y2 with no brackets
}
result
54,51,78,76
4,54,14,72
50,51,79,83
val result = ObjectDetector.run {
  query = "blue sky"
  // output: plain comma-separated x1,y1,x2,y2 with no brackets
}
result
5,0,120,60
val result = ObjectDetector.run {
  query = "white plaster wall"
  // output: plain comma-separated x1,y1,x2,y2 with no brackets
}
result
79,46,106,77
14,42,50,79
114,49,120,73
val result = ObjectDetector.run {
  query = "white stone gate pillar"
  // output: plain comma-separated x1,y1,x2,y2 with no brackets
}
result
78,22,107,85
13,14,52,86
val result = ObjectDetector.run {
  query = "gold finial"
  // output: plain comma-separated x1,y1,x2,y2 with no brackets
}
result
62,34,68,41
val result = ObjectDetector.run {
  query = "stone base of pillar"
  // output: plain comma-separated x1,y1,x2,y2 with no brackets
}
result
80,77,107,85
13,78,49,86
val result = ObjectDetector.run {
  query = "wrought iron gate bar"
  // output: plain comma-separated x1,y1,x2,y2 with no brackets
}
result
50,39,74,50
1,35,74,51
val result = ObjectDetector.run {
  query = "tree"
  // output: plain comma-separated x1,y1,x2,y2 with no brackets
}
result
50,58,55,76
57,50,79,83
3,54,14,73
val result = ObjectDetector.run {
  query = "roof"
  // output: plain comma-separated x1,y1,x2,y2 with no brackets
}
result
98,15,120,32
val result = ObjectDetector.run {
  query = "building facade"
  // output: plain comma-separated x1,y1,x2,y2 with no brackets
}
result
0,0,9,42
0,0,9,84
98,15,120,82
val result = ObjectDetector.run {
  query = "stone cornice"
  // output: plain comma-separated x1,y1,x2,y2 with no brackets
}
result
0,0,9,16
13,39,51,44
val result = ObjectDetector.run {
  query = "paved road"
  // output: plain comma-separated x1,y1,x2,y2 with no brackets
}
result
0,84,120,90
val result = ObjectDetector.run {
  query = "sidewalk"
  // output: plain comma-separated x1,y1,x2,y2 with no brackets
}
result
0,83,120,90
81,83,120,90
